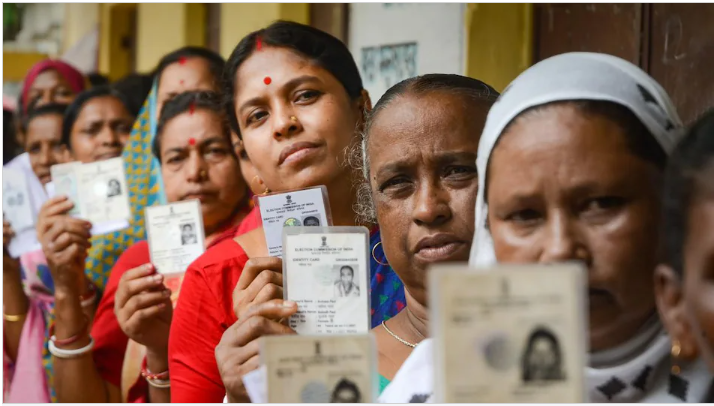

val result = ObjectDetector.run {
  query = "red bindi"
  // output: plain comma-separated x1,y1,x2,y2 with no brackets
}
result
179,56,187,65
188,138,196,146
263,76,272,85
180,79,184,85
256,37,263,51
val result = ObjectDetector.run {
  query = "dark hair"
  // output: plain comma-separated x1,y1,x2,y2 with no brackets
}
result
355,74,500,223
223,20,364,136
22,103,69,145
182,223,194,231
330,378,361,403
339,265,354,278
662,109,714,276
87,72,110,87
62,86,135,150
154,91,231,162
112,73,154,116
3,109,20,165
521,326,563,382
155,46,225,89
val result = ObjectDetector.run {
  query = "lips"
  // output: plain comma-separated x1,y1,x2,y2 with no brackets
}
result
278,141,321,165
414,233,468,262
182,190,216,202
94,151,122,161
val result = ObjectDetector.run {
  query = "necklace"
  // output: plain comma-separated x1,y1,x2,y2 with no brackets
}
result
381,320,416,348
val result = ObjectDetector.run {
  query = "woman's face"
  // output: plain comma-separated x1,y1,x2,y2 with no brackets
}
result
70,96,134,163
487,104,663,352
27,69,76,108
678,197,714,371
234,46,365,192
157,58,216,118
159,109,246,232
231,131,261,195
368,92,487,305
528,337,557,371
25,113,71,184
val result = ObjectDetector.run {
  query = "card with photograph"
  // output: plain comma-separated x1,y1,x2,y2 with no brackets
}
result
283,227,370,335
75,157,131,225
261,334,377,403
50,161,82,215
145,199,205,275
429,263,588,403
3,167,35,233
255,186,331,257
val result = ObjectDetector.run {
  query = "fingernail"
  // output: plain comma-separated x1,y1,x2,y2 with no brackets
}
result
283,301,296,308
145,263,154,272
157,303,166,308
153,274,163,282
84,223,92,229
163,290,171,297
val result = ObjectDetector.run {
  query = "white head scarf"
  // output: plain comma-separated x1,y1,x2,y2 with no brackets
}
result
468,52,684,267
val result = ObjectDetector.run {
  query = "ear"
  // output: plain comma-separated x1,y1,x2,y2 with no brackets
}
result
654,263,699,361
359,89,373,113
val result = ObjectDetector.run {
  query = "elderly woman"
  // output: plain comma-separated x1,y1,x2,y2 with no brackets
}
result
656,108,714,392
466,52,712,402
214,73,499,401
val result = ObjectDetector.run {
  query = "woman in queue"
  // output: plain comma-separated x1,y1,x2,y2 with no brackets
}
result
465,52,712,402
51,91,251,402
655,109,714,399
168,21,408,402
214,73,499,401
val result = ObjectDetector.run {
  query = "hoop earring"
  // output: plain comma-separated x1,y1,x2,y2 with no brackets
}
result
671,340,682,375
668,339,688,401
251,175,270,195
372,242,388,266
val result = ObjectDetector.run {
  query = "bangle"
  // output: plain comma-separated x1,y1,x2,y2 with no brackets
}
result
48,337,94,359
3,312,27,322
80,284,96,308
141,357,170,380
48,316,89,346
146,378,171,389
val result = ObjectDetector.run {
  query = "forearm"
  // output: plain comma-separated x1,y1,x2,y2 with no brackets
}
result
146,348,171,403
3,259,29,361
53,288,120,402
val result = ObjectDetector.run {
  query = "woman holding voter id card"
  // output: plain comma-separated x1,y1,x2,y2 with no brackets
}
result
168,21,407,402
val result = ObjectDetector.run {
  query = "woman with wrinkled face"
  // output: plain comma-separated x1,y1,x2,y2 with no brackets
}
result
361,74,498,391
470,52,712,402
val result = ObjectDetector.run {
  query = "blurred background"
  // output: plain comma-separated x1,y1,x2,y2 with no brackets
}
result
3,3,714,124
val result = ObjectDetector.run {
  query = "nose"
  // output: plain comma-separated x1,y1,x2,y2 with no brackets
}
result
272,108,302,140
184,151,209,183
97,125,123,149
539,212,585,263
412,180,451,227
38,144,53,166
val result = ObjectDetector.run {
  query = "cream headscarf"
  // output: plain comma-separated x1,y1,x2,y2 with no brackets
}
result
468,52,684,267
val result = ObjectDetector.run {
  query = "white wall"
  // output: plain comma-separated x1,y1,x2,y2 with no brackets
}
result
348,3,466,103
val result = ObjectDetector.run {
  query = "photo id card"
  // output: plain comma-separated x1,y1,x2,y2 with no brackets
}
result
255,186,331,257
145,200,205,275
429,263,588,403
261,334,377,403
283,227,370,335
50,162,81,215
2,167,35,233
76,157,131,225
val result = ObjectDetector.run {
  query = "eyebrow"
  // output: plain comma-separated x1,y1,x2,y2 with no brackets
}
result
163,136,227,155
237,75,323,115
375,151,477,177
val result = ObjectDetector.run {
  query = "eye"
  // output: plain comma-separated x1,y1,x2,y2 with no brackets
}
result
378,176,411,193
206,146,228,157
28,143,41,154
246,110,268,125
506,209,542,225
582,196,625,213
295,90,321,103
444,165,477,178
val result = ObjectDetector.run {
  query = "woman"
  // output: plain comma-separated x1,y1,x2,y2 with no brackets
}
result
52,91,251,403
467,52,712,402
214,73,498,401
656,109,714,390
3,86,135,403
23,103,73,185
168,21,407,402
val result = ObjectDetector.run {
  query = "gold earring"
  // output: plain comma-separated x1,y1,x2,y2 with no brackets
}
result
199,170,207,179
251,175,270,195
290,115,297,122
671,340,682,375
372,242,388,266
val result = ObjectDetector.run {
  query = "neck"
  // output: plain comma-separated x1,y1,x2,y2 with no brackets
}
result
325,170,361,227
392,287,429,343
204,197,249,246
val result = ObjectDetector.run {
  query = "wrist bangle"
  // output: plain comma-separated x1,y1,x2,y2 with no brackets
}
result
80,284,96,308
48,337,94,359
146,378,171,389
49,316,89,346
141,356,170,380
3,312,27,322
